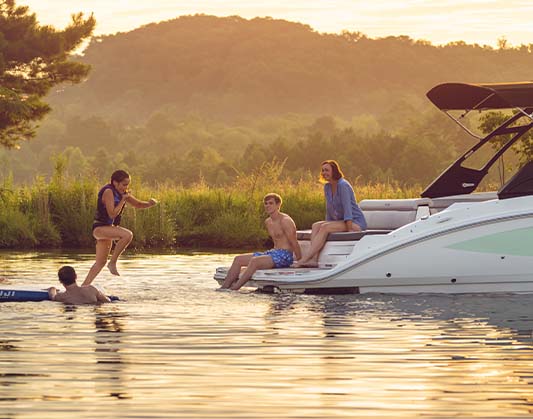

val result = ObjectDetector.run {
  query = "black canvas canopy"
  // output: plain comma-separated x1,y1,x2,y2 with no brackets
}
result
421,81,533,198
427,82,533,111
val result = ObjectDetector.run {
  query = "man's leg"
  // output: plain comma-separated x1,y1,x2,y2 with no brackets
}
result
221,254,254,289
231,255,274,290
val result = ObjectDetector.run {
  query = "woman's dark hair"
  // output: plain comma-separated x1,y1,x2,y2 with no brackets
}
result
111,170,130,183
320,160,344,182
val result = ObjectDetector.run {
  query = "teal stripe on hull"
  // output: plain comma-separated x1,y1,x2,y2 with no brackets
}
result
447,226,533,256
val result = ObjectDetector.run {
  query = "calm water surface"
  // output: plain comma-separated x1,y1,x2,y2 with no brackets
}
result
0,250,532,418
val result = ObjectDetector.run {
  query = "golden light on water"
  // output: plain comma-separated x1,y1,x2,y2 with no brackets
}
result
1,252,532,418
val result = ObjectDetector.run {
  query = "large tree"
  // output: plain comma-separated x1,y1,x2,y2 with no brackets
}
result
0,0,95,148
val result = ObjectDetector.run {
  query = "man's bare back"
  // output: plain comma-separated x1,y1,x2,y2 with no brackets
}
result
50,285,109,305
50,266,110,305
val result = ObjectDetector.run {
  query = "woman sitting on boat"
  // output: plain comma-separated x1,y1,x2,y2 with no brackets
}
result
292,160,366,268
83,170,158,285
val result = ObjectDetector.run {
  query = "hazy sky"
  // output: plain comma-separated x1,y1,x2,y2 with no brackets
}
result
19,0,533,47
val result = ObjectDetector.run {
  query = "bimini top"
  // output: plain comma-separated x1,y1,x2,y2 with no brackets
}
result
427,82,533,111
421,81,533,198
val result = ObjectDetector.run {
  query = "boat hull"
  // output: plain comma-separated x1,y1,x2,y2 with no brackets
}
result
214,198,533,294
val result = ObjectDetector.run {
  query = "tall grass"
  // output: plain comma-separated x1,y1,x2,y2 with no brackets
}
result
0,162,420,250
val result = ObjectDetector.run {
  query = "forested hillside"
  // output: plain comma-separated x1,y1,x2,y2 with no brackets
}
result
3,15,533,187
52,15,533,122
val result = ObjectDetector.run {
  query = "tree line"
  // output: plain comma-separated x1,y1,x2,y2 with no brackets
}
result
2,108,476,188
3,4,533,189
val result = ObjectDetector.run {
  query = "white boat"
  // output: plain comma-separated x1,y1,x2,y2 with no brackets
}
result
214,82,533,294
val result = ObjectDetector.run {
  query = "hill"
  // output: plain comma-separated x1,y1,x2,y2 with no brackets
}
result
4,15,533,187
50,15,533,123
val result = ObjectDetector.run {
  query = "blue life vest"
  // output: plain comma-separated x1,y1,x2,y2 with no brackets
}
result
93,184,124,227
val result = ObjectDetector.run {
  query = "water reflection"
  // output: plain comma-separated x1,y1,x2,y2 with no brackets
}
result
264,293,533,416
93,306,130,400
0,250,532,418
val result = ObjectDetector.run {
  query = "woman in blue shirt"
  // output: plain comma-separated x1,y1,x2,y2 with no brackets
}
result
292,160,366,268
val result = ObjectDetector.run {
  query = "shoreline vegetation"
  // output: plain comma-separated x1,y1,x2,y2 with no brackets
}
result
0,162,420,250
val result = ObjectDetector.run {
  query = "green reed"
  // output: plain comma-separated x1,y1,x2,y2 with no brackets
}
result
0,167,420,249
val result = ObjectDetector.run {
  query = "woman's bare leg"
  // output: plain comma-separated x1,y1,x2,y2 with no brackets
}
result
83,239,112,285
295,221,347,267
84,226,133,282
292,221,325,267
305,221,326,265
107,228,133,276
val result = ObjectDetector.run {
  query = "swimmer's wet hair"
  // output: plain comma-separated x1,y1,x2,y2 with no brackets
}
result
58,265,77,286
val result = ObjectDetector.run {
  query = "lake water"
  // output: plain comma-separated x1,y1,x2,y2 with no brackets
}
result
0,250,532,418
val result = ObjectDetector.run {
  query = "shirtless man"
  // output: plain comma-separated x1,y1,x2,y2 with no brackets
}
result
220,193,302,291
48,266,110,304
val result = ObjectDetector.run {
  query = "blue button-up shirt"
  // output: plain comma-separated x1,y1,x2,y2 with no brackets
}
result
324,178,367,230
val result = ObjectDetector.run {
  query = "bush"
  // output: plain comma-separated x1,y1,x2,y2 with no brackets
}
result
0,168,419,249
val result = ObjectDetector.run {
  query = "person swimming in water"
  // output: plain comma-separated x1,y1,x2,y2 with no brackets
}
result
49,266,110,304
83,170,157,285
220,193,302,291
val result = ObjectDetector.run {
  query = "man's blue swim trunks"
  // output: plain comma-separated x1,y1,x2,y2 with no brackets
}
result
253,248,294,268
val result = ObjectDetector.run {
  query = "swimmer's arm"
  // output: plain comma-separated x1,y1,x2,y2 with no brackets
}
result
48,287,67,302
90,286,111,303
47,287,57,300
96,291,111,303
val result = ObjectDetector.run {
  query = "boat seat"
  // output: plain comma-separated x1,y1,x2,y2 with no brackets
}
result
360,198,431,230
297,198,431,242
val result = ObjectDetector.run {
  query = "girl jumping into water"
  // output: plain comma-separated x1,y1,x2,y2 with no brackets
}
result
83,170,157,285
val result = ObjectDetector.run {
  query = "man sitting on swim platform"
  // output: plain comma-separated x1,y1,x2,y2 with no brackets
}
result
48,266,111,304
220,193,302,291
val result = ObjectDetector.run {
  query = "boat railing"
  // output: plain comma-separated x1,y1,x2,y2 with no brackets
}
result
428,192,498,214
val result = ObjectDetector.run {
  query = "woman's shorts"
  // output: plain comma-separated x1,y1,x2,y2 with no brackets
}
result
92,222,111,231
253,248,294,268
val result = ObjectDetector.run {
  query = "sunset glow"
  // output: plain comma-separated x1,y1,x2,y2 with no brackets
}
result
20,0,533,47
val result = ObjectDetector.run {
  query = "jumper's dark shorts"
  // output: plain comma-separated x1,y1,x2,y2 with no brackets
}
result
253,249,294,268
92,222,110,231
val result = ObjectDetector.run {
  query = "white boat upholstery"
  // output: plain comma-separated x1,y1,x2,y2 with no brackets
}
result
360,198,431,230
295,195,495,268
297,198,431,242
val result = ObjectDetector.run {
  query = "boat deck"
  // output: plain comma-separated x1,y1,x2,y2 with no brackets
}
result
214,266,333,284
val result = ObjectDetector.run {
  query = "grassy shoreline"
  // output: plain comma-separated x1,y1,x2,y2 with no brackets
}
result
0,171,420,250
